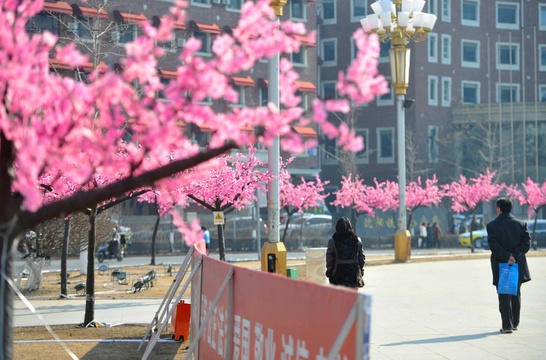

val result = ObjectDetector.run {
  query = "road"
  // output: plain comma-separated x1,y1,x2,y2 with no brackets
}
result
13,247,480,273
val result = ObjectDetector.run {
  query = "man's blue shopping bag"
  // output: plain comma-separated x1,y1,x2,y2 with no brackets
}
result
498,263,519,296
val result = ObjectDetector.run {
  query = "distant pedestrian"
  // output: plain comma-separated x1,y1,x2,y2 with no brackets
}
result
325,217,365,290
418,223,427,248
486,197,531,334
201,226,210,254
433,223,443,249
425,223,433,249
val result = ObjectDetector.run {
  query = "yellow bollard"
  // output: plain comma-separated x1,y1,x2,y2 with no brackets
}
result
261,241,287,276
394,229,411,262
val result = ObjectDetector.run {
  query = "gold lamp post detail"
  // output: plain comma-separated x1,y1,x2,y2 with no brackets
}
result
361,0,436,261
269,0,288,16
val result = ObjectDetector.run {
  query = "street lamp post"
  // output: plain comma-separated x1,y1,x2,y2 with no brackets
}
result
261,0,287,276
361,0,436,261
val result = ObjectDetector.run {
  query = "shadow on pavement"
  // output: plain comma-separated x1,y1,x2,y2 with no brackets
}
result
382,331,499,346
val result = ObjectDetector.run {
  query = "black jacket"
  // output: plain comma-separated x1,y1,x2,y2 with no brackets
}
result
486,213,531,286
325,234,365,288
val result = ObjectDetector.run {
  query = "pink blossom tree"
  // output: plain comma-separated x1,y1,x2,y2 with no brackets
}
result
507,178,546,250
0,0,386,353
332,175,398,246
405,175,445,230
279,161,329,246
177,149,272,261
443,169,505,252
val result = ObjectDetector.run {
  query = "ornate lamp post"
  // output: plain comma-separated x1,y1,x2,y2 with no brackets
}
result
361,0,436,261
261,0,287,275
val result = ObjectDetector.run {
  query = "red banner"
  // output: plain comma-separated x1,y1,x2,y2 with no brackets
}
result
193,255,370,359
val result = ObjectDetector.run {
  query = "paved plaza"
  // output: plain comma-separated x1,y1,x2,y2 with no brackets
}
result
363,255,546,360
14,252,546,359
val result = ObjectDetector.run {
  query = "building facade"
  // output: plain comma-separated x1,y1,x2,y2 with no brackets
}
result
317,0,546,216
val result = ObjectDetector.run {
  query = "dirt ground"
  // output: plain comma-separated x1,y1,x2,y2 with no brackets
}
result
13,260,306,359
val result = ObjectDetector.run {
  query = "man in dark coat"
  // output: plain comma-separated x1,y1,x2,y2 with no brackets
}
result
486,197,531,334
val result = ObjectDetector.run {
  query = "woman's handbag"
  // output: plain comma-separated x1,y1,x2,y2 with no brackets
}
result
497,263,519,296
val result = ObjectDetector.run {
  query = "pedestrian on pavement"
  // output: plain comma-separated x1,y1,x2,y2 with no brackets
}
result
433,223,443,249
201,226,210,254
425,223,434,249
325,217,365,290
486,197,531,334
419,222,427,248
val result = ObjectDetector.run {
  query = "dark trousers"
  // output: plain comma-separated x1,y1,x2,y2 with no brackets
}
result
497,282,522,330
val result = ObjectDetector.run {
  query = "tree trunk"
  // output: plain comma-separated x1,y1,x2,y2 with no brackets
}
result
406,211,413,231
84,208,97,326
60,218,71,298
469,211,476,253
217,223,226,261
150,211,160,266
24,257,44,292
0,249,14,360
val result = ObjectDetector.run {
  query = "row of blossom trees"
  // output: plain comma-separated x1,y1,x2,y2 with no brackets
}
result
333,170,546,253
0,0,388,354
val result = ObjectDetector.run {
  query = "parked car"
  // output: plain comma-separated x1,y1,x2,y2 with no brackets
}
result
208,216,268,252
459,229,488,249
283,214,333,250
526,219,546,248
459,219,546,249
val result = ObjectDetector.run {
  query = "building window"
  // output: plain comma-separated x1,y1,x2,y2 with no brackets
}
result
27,13,59,35
194,31,212,55
496,43,519,70
462,81,480,104
428,0,437,15
377,127,394,164
428,33,438,63
351,0,367,21
540,4,546,31
428,126,439,164
296,91,309,111
321,81,337,100
539,85,546,102
322,0,336,24
497,84,520,103
379,42,390,63
356,128,369,164
462,0,479,27
230,85,244,107
227,0,242,11
539,45,546,71
68,17,93,41
428,76,438,106
322,136,338,163
441,0,451,22
117,23,139,44
461,40,480,68
441,34,451,64
291,0,305,20
320,39,337,66
260,86,268,106
291,48,306,66
191,0,210,5
377,80,393,106
496,2,519,30
441,77,452,107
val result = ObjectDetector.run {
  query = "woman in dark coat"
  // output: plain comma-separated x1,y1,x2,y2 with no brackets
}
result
325,217,365,289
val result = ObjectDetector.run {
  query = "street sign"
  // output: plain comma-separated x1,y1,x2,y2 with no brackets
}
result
213,211,225,225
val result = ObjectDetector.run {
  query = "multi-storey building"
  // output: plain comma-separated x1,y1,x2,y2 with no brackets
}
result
33,1,546,226
318,0,546,216
36,0,320,183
